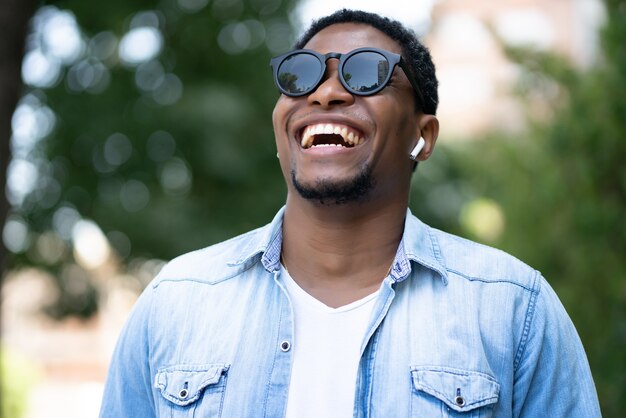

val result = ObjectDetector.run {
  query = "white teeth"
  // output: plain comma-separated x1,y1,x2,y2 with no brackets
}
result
301,126,314,147
299,123,363,149
311,143,342,148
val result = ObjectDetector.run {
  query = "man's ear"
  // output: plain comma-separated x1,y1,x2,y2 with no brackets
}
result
414,115,439,161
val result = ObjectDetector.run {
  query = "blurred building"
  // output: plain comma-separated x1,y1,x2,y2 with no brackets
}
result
427,0,605,137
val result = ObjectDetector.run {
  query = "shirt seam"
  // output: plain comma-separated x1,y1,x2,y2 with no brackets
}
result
427,225,446,266
445,268,538,292
147,283,156,415
364,329,380,418
262,271,283,418
513,270,541,371
152,261,260,288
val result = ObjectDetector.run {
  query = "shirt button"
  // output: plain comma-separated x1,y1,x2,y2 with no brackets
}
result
280,340,291,351
179,389,189,399
454,396,465,407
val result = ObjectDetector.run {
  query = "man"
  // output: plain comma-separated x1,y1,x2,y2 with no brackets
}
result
100,9,601,417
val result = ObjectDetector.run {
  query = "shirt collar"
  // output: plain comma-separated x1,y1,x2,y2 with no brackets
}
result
226,206,285,271
228,206,448,284
394,208,449,284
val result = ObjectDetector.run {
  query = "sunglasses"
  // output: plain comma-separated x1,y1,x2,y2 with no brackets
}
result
270,47,424,108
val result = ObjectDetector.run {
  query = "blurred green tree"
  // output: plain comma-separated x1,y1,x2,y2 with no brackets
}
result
6,0,296,317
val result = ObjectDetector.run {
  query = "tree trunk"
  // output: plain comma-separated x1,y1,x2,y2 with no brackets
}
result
0,0,37,276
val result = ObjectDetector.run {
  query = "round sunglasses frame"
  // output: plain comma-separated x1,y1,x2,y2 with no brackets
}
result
270,47,425,108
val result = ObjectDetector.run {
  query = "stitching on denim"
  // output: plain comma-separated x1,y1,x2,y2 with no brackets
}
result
260,229,282,272
427,226,446,266
157,364,228,373
413,374,499,409
445,268,538,293
147,285,157,414
410,366,498,382
155,366,227,407
262,270,283,418
361,285,396,418
513,271,540,371
217,369,228,416
153,259,261,288
363,328,380,418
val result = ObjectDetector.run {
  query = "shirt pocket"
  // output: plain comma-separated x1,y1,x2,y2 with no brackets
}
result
154,363,230,418
410,366,500,417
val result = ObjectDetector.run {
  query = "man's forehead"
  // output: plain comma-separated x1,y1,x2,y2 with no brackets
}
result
302,22,402,55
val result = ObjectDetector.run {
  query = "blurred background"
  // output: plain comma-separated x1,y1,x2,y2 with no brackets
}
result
1,0,624,416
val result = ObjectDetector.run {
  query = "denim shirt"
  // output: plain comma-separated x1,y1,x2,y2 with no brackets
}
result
100,207,601,417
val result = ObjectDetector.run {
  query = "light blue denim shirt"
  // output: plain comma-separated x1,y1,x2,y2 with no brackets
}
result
100,207,601,417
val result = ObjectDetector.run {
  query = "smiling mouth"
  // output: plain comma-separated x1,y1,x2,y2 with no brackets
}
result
300,123,363,149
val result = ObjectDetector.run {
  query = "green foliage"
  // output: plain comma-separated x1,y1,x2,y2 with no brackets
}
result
10,0,297,317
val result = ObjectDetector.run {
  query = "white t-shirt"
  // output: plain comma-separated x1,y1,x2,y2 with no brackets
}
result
281,264,379,418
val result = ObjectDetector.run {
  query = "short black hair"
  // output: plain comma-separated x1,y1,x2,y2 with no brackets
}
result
294,9,439,115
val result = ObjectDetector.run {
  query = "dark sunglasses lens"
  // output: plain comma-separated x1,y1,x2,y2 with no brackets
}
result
342,51,389,94
277,53,322,95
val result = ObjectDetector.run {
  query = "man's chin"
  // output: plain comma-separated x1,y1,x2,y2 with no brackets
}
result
291,167,374,206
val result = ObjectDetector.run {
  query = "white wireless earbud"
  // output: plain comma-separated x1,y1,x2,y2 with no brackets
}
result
409,137,426,161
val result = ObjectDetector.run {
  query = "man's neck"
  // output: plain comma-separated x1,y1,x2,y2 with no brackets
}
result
281,196,407,308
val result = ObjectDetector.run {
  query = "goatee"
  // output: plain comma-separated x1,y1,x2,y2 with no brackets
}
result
291,165,374,205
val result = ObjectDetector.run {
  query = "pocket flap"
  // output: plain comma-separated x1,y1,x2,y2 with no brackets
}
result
410,366,499,412
154,363,230,406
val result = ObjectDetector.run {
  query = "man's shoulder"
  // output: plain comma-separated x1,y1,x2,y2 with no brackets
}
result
427,226,540,291
153,223,272,286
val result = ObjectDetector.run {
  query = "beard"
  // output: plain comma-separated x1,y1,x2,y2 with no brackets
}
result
291,164,374,205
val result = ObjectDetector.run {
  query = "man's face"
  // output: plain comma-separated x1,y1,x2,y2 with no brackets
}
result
272,23,422,206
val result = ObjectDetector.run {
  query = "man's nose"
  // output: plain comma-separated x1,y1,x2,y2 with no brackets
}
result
307,60,355,108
